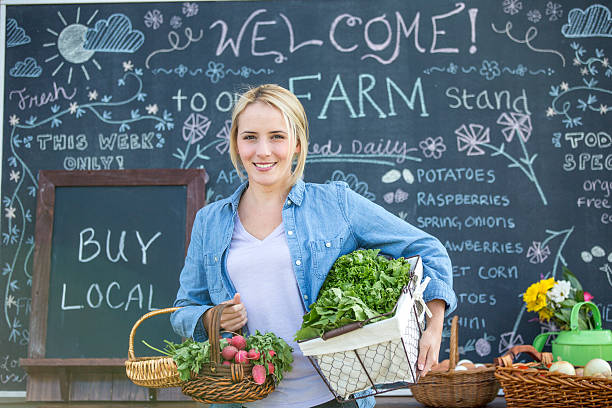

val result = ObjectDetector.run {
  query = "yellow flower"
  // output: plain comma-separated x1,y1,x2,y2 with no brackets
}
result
523,278,555,312
538,307,554,321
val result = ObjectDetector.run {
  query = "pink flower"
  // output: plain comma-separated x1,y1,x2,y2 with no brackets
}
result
583,292,594,302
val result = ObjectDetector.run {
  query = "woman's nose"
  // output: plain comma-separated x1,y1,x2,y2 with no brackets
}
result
256,140,271,156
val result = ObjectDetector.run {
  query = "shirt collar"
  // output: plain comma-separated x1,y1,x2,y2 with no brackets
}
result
226,178,305,211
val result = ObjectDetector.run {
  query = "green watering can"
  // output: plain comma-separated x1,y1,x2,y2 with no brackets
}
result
533,301,612,366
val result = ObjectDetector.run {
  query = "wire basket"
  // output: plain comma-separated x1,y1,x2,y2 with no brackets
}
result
410,316,500,408
495,345,612,408
125,307,183,388
180,303,275,404
299,255,428,401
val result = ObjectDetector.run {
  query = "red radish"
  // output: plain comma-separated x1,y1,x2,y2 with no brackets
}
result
267,350,276,358
247,349,260,360
221,345,238,361
252,364,266,384
234,350,248,364
222,361,231,366
267,362,275,375
231,335,247,350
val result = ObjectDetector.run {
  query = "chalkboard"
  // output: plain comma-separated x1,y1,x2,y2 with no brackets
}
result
20,170,204,379
2,0,611,392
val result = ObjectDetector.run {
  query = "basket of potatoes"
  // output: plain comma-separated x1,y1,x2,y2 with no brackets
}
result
410,316,500,408
495,344,612,408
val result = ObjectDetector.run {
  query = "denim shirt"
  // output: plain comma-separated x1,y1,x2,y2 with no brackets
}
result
171,179,457,408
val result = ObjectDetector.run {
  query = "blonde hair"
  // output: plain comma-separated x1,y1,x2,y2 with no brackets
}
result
229,84,309,186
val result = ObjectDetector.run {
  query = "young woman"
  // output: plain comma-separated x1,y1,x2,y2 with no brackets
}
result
171,84,456,408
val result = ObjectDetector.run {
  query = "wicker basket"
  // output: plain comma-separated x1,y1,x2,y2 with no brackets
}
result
181,303,275,404
495,344,612,408
410,316,500,408
125,307,183,388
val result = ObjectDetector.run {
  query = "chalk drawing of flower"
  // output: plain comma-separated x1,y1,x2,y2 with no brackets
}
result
419,136,446,159
5,207,16,220
503,0,523,16
174,64,188,78
9,114,19,127
527,9,542,23
205,61,225,83
170,16,182,29
515,64,528,76
480,60,501,80
545,2,563,21
215,120,232,154
455,124,490,156
9,170,20,183
497,112,532,143
144,10,163,29
182,2,199,17
182,113,211,144
527,241,551,264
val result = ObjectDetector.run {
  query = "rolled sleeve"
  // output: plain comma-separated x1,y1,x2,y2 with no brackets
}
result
423,278,457,317
170,209,214,342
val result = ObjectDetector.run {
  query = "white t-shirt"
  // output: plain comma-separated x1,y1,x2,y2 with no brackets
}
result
226,215,332,408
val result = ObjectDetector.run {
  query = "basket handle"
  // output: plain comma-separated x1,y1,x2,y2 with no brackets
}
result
203,303,230,366
494,345,553,367
127,306,181,360
449,315,459,370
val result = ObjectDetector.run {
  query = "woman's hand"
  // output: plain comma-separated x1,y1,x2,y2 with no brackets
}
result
416,299,446,377
203,293,248,332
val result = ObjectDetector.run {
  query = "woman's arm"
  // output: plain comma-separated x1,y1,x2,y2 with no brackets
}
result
417,299,446,376
170,210,215,342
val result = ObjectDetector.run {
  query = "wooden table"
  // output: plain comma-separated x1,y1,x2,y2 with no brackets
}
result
0,396,509,407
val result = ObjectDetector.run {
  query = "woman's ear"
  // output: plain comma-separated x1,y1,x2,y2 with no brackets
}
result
294,138,301,153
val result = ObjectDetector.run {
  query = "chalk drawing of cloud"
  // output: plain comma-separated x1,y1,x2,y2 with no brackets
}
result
9,57,42,77
84,14,144,52
7,18,31,47
562,4,612,38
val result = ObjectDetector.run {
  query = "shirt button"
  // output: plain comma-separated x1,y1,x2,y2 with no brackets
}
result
303,295,308,300
288,230,294,236
325,242,331,248
214,256,218,262
295,260,301,266
287,199,292,206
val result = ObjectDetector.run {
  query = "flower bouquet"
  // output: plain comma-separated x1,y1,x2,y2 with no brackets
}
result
523,266,596,331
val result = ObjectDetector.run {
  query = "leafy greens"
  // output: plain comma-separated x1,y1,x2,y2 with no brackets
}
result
294,249,413,341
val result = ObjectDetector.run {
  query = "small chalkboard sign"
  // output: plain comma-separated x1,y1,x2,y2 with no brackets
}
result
20,169,205,401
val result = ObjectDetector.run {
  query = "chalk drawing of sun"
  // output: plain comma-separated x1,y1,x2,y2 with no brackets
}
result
44,7,101,83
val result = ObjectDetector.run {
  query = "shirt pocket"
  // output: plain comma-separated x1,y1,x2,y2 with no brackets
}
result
203,252,224,295
309,236,344,279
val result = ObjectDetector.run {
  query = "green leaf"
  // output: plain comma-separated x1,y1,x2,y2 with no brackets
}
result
562,266,583,292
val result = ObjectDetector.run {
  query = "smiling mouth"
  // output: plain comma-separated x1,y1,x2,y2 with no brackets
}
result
253,162,276,169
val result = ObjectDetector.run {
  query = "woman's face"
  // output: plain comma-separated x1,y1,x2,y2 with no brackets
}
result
236,101,300,192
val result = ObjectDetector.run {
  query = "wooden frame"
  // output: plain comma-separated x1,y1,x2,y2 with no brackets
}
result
20,169,206,401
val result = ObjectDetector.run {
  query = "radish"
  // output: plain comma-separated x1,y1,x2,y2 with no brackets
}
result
267,350,276,358
252,364,266,385
247,348,260,360
234,350,248,364
222,361,231,366
267,362,275,375
231,335,247,350
221,345,238,361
